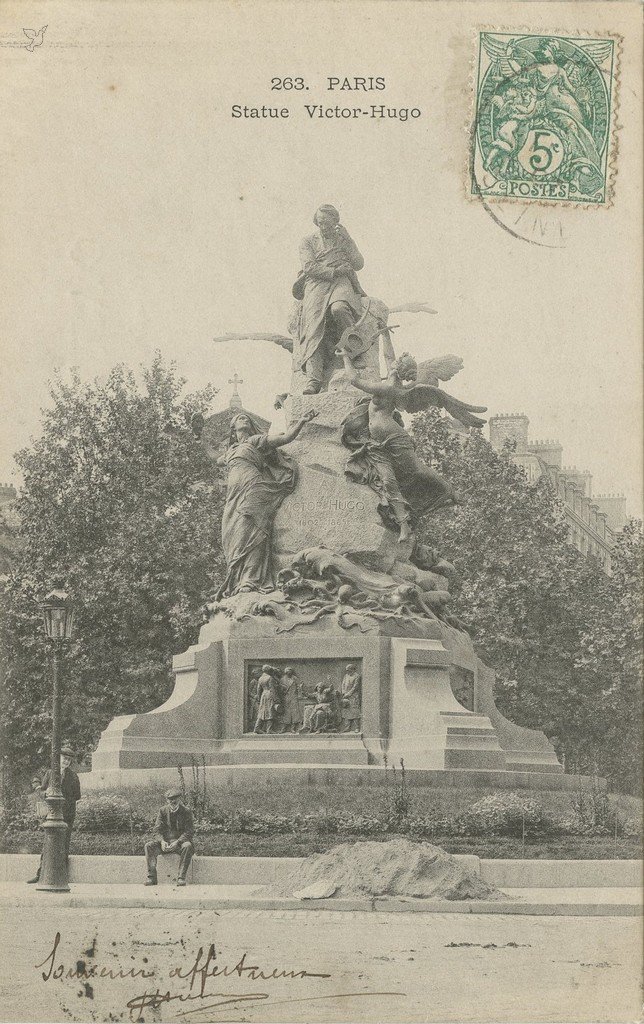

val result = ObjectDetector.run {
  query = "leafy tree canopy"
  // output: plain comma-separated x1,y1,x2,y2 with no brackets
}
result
0,355,223,779
411,410,642,792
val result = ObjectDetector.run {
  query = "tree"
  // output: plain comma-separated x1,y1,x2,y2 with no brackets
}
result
573,520,643,791
0,355,223,783
411,410,642,792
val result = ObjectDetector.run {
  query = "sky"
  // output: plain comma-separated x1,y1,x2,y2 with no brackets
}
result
0,0,641,514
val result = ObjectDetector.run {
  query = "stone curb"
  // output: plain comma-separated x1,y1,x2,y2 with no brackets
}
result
0,883,640,916
2,854,641,888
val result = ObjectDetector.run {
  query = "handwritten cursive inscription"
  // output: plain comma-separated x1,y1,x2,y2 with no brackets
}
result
35,932,356,1023
36,932,155,983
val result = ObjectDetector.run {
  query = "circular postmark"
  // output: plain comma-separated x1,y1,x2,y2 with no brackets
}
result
469,114,566,249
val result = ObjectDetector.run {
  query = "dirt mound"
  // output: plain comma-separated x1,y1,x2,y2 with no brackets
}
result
277,838,506,900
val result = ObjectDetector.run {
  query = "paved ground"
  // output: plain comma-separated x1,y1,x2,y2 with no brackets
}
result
0,903,641,1023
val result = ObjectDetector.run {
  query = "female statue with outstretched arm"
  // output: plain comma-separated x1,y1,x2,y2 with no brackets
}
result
194,410,317,597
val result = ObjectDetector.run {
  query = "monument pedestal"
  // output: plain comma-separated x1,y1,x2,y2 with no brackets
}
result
91,612,564,783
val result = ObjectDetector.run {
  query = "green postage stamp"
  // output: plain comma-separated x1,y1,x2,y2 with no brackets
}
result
471,32,618,204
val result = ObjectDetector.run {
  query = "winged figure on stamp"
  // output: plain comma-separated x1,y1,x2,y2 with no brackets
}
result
480,33,611,194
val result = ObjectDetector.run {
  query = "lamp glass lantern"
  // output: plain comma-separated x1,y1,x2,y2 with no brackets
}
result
42,589,75,641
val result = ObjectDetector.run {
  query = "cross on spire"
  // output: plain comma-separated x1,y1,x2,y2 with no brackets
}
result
228,372,244,411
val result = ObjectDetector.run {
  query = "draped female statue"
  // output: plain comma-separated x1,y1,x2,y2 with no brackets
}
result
216,410,316,596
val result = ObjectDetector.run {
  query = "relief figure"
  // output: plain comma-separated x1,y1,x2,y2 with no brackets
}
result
340,663,362,732
253,665,281,734
277,665,303,733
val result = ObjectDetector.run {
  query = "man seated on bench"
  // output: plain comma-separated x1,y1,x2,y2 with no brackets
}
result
144,787,194,887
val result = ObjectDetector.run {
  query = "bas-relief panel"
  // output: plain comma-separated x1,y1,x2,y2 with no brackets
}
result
244,658,362,735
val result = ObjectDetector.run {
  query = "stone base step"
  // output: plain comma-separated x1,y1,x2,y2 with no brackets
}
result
2,854,640,889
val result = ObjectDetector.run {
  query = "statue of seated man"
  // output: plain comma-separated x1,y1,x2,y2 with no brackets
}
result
292,204,365,395
309,681,336,733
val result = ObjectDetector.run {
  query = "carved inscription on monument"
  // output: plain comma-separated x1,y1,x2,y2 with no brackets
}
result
291,497,366,529
245,658,362,735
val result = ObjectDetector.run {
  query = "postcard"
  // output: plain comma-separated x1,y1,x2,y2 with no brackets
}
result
0,1,641,1022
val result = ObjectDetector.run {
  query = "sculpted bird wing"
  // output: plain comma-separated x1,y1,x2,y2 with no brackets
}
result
397,384,487,427
416,355,464,385
387,301,438,315
212,332,293,352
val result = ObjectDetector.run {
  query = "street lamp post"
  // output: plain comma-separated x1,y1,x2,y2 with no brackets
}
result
36,589,74,892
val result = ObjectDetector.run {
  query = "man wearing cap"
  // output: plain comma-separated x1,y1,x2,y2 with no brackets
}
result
144,788,194,887
27,744,81,883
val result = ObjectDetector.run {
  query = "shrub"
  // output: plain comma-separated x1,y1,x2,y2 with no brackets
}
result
75,795,147,834
194,820,226,836
237,810,294,835
456,793,543,837
6,807,41,832
570,787,622,835
336,815,386,836
622,817,643,839
307,811,341,835
406,813,452,838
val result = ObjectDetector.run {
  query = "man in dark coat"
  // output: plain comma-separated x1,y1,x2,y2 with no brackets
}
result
27,743,81,883
144,788,194,887
293,204,365,394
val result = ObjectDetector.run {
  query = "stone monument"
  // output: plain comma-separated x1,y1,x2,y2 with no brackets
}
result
90,205,575,791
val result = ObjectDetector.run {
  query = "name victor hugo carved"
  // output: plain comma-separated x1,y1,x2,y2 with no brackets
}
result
230,76,422,122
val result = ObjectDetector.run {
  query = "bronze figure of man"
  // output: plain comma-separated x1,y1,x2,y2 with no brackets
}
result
293,204,365,394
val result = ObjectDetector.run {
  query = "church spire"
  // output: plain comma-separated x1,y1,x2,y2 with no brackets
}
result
228,372,244,411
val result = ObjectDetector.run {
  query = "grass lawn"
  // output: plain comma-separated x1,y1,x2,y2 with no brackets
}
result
2,829,641,860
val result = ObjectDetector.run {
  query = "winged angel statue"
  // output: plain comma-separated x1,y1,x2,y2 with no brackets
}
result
479,33,613,195
339,347,486,542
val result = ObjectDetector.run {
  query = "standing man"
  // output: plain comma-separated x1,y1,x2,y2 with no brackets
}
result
27,743,81,883
144,788,194,887
253,664,281,734
247,666,262,731
278,665,302,733
293,204,365,394
341,663,362,732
